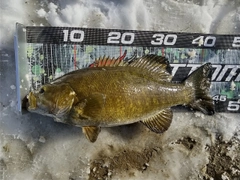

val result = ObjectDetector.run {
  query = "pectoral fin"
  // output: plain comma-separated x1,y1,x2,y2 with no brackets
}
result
141,108,173,133
82,126,101,142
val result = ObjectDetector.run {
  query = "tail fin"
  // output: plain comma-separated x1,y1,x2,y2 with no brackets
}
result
185,63,215,115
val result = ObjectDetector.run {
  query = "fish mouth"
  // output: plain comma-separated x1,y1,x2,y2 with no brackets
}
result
26,92,52,115
27,92,37,111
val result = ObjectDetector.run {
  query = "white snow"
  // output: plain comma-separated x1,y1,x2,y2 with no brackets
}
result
0,0,240,180
37,8,47,18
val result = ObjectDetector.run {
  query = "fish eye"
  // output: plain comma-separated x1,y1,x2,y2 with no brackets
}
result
39,88,45,94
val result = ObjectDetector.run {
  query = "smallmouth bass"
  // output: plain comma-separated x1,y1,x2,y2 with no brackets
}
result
26,55,214,142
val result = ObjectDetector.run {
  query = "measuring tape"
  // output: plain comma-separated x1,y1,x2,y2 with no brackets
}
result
15,24,240,113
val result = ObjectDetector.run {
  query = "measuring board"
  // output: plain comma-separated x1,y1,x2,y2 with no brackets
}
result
14,23,240,113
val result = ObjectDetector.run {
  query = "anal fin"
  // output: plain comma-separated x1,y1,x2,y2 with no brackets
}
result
82,126,101,142
141,108,173,133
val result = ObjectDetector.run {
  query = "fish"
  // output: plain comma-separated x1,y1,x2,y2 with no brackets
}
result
26,55,214,142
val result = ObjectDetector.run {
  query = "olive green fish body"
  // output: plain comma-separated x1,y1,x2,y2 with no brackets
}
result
27,55,214,142
57,67,192,126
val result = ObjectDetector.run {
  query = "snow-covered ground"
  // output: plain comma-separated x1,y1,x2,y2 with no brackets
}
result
0,0,240,179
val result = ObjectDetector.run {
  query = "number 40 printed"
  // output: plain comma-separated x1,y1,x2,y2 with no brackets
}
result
192,36,240,48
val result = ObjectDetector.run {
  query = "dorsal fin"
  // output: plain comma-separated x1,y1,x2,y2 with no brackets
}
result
89,56,125,67
128,54,172,82
88,51,127,68
88,54,172,82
